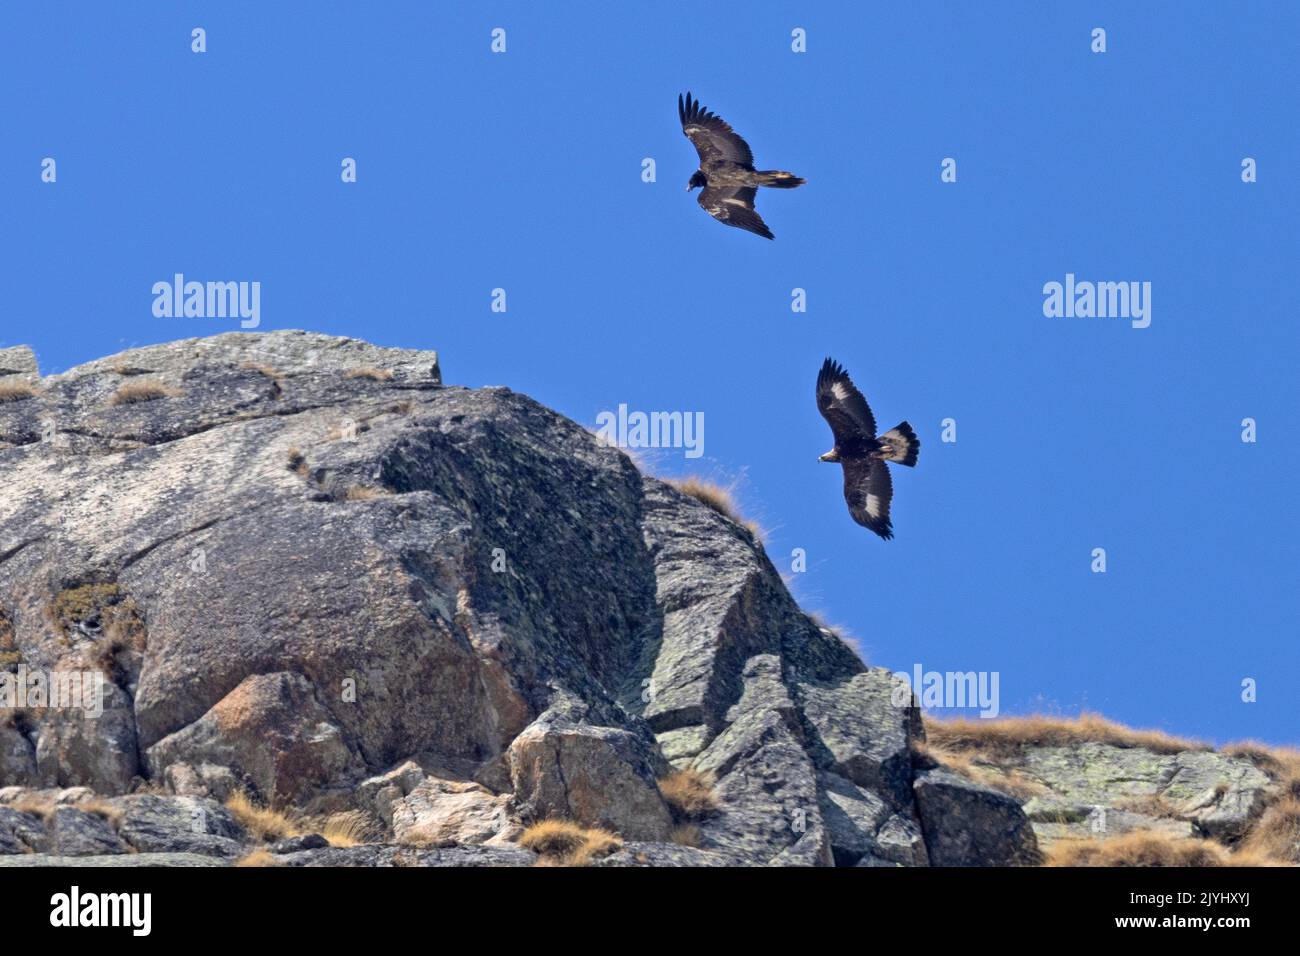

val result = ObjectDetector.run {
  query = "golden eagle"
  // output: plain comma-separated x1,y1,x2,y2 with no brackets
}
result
678,92,806,240
816,358,919,540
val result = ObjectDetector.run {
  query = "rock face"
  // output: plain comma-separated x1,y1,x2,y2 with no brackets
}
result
913,769,1040,866
1012,743,1273,848
0,331,1037,866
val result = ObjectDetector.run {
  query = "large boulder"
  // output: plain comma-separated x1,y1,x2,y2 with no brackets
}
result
145,671,366,806
391,776,519,846
914,768,1040,866
692,655,832,866
46,806,125,856
1017,742,1272,844
115,794,244,857
508,713,673,842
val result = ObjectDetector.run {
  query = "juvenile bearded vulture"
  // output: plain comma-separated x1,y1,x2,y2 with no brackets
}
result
816,357,919,540
678,92,806,240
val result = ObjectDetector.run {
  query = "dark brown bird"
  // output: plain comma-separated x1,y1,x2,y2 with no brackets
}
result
678,92,805,239
816,357,919,540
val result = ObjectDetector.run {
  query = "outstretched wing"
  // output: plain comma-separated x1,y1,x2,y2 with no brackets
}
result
679,92,754,168
816,357,877,444
842,457,894,540
697,185,773,240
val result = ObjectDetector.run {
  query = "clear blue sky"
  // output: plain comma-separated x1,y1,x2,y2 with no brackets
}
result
5,3,1298,745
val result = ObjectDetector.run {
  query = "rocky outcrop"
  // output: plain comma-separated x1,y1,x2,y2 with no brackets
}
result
917,722,1289,863
1014,743,1273,847
0,331,1039,866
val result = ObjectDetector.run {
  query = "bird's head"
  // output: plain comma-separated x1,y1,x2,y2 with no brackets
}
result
687,171,707,192
818,448,840,463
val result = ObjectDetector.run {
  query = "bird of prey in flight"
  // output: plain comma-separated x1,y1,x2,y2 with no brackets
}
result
678,92,806,240
816,358,919,540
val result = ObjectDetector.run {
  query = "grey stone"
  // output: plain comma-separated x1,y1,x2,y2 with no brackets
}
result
47,806,125,856
508,713,672,841
115,794,244,858
797,668,921,809
0,805,44,854
693,656,832,866
391,776,518,846
914,768,1040,866
276,844,534,867
0,852,225,867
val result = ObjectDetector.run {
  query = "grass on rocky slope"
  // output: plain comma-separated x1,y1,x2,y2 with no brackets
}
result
1239,797,1300,864
1046,831,1279,867
234,849,284,867
658,769,718,822
0,382,38,403
911,740,1049,800
225,792,300,842
919,714,1300,866
321,810,377,848
922,712,1207,761
109,381,180,405
519,819,622,866
345,367,393,381
666,477,764,541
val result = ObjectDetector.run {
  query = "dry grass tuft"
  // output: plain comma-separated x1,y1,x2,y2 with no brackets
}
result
1046,830,1277,867
1239,797,1300,864
342,485,388,501
658,769,718,821
670,824,702,848
322,810,376,848
234,849,284,868
0,382,38,403
109,381,179,406
346,367,393,381
519,819,622,866
225,791,300,842
922,713,1205,763
1113,793,1183,819
241,363,281,379
667,477,763,540
11,798,55,821
912,741,1048,800
78,798,124,828
1224,741,1300,797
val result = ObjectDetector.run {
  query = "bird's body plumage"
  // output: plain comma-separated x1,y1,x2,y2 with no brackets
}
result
678,92,805,240
815,358,918,540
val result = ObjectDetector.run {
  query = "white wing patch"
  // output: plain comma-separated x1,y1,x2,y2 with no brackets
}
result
864,492,885,518
832,383,854,402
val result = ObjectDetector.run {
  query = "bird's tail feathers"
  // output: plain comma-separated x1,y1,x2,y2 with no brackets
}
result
878,422,919,467
758,170,806,188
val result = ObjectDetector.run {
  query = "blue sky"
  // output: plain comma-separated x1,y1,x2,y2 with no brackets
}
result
5,3,1298,745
